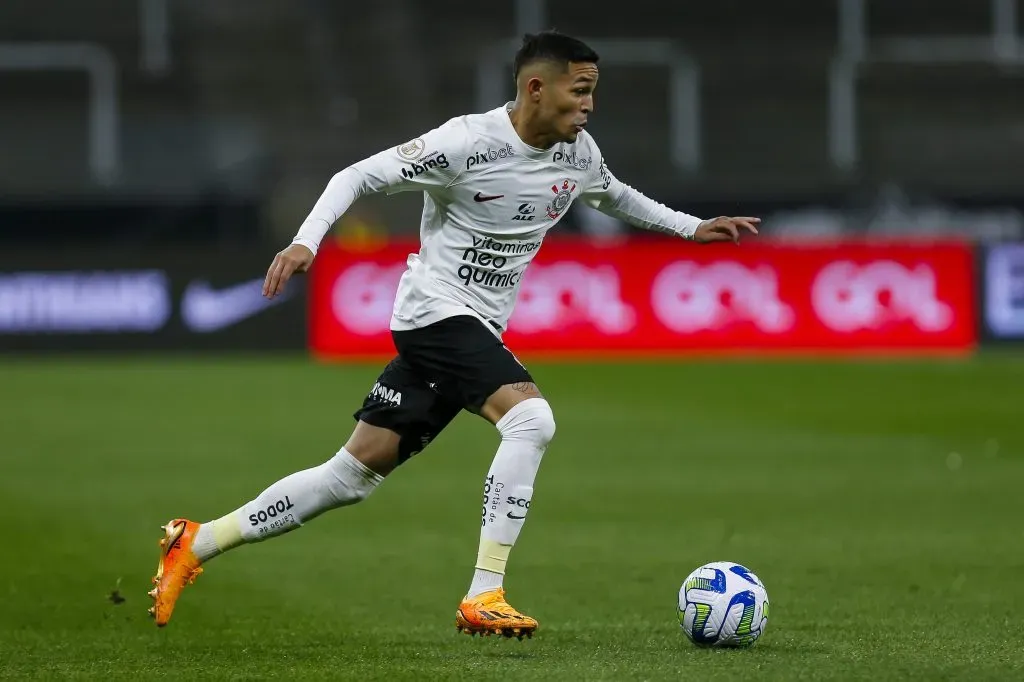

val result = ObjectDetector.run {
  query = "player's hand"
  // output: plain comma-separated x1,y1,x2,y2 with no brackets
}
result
693,216,760,244
263,243,314,299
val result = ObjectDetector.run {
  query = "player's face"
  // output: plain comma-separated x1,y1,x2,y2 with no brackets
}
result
543,62,598,143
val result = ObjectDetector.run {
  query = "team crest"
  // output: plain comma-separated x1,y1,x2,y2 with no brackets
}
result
545,179,576,219
396,138,425,161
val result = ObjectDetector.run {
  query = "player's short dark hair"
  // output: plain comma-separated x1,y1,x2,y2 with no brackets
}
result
513,30,599,81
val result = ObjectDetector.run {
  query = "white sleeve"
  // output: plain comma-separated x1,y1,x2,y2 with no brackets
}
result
291,118,471,255
580,154,704,240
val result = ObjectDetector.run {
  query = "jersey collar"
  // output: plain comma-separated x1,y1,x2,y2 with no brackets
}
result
499,102,555,162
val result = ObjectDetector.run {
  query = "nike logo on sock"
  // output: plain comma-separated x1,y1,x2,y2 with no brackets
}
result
474,192,504,202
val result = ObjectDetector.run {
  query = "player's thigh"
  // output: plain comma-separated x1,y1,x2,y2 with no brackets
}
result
479,380,543,425
392,316,539,425
352,355,462,471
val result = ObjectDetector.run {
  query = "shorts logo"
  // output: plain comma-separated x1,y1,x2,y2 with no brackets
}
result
396,138,425,161
369,381,402,406
546,179,576,219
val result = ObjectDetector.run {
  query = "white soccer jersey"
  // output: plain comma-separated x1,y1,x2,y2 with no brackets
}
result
293,102,704,335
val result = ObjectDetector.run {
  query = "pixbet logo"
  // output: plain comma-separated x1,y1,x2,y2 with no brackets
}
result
466,143,515,169
650,261,794,333
811,260,953,332
553,148,592,171
399,152,449,180
510,261,635,334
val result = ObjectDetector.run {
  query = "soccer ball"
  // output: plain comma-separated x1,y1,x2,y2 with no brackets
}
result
677,561,770,647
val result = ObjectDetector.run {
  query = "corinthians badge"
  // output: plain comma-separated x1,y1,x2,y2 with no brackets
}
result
545,179,577,219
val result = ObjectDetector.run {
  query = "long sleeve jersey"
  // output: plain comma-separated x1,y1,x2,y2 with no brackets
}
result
293,102,704,335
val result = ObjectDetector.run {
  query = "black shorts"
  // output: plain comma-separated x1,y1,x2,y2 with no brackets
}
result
353,315,533,463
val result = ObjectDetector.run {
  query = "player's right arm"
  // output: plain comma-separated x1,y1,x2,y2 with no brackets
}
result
578,141,759,246
263,118,470,298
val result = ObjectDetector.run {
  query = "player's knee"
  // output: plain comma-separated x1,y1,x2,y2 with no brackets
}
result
499,397,556,448
344,421,402,476
533,400,556,446
321,447,386,506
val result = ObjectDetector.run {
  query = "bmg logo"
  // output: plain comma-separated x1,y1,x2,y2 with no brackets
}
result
400,153,450,179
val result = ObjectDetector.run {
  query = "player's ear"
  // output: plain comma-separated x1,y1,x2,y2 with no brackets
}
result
526,76,543,102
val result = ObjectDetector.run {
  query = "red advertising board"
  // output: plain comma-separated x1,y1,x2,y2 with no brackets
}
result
308,238,977,358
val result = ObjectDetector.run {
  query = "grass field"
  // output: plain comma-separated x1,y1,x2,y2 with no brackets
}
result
2,355,1023,680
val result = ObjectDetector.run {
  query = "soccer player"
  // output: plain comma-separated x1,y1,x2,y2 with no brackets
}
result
149,30,758,638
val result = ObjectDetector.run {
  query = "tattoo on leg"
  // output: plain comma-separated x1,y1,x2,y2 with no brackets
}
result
511,382,539,396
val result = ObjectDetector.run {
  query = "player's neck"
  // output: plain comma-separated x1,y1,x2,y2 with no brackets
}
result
507,104,558,151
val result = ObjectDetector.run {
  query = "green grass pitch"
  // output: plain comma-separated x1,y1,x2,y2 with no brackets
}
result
2,355,1023,680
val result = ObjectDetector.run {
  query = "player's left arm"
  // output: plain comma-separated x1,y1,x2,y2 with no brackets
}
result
580,157,759,244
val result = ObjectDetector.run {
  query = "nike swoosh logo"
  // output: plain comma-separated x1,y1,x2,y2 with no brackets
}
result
506,512,527,520
474,192,504,202
181,277,292,332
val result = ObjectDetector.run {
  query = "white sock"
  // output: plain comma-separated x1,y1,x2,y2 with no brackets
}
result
467,398,556,598
191,447,383,563
468,568,504,596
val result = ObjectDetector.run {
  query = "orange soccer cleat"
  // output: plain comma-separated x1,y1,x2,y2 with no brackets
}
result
147,519,203,627
455,588,538,640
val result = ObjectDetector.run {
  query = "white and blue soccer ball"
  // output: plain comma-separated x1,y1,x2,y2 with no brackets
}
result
677,561,770,647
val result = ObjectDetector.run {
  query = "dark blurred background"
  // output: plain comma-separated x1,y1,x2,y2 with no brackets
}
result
1,0,1023,352
3,0,1024,244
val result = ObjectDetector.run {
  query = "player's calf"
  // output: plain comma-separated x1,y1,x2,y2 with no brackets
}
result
472,397,555,587
459,396,555,638
149,438,393,626
200,445,385,555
